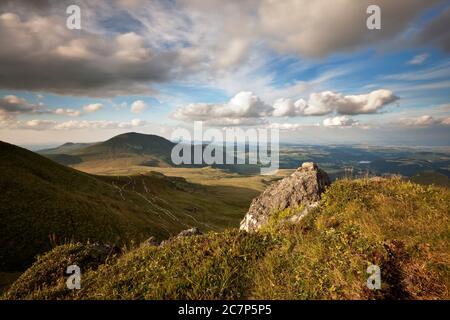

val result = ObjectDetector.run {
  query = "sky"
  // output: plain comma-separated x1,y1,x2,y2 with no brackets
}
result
0,0,449,147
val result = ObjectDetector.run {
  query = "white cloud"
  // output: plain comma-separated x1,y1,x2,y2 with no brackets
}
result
302,89,398,116
271,89,398,118
206,117,267,127
268,122,319,130
272,98,306,117
24,119,56,130
83,103,103,113
130,100,148,114
323,116,358,127
53,119,146,130
54,108,81,117
408,53,429,65
130,118,146,127
395,115,450,127
172,89,398,127
11,118,148,131
172,91,272,122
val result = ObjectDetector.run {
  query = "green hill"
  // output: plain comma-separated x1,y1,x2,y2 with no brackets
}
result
39,133,176,170
0,141,255,272
411,171,450,187
38,142,95,155
78,132,174,164
38,132,263,175
3,178,449,300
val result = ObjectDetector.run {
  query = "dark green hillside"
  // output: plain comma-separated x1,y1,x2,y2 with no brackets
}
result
43,154,82,166
0,141,253,271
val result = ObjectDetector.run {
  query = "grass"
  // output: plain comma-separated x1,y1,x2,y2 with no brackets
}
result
411,171,450,188
80,165,287,191
4,177,449,300
0,141,258,272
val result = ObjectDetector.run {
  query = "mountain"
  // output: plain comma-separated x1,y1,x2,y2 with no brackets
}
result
38,133,176,171
0,141,255,271
4,165,449,300
78,132,175,164
38,132,263,175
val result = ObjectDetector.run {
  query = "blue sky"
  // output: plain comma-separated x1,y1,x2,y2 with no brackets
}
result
0,0,449,146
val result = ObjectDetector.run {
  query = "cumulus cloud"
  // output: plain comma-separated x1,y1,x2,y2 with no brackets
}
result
54,108,81,117
172,89,398,126
272,98,306,117
0,95,41,114
83,103,103,113
0,13,178,97
302,89,398,116
130,100,148,113
267,89,398,118
172,91,272,122
23,119,55,130
323,116,359,127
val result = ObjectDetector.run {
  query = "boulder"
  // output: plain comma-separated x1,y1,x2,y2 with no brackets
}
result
240,162,330,232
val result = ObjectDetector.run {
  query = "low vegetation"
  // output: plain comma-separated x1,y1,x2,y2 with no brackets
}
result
0,141,257,272
4,178,449,299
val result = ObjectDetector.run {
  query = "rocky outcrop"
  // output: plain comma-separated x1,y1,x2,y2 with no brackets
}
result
240,162,330,232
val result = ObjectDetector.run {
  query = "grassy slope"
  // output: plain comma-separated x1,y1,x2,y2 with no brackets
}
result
4,178,449,300
76,165,285,192
39,143,95,155
411,171,450,187
0,141,256,272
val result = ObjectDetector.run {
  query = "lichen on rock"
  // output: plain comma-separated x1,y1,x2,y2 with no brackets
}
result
240,162,330,232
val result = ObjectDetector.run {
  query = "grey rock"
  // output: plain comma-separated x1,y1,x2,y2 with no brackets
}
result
240,162,330,232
